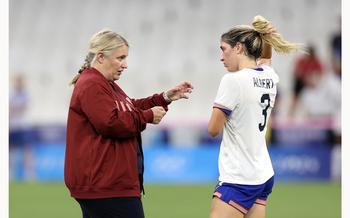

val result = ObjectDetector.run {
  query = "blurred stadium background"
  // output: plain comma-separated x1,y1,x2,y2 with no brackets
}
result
9,0,341,217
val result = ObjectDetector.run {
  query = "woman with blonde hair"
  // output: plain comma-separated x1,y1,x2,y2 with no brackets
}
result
208,16,299,218
65,29,193,218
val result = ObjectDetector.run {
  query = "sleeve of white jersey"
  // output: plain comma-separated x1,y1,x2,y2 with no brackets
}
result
213,75,240,116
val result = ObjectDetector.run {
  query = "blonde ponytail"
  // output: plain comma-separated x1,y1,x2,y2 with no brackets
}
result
252,15,301,53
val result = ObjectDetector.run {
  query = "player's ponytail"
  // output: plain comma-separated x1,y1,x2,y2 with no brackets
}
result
252,15,300,54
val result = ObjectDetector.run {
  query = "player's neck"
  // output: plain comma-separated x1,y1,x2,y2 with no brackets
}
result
238,58,257,71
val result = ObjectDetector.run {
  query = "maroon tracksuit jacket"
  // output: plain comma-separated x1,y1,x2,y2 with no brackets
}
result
64,67,169,199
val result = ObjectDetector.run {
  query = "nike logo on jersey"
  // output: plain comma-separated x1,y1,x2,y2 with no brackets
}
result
253,77,274,89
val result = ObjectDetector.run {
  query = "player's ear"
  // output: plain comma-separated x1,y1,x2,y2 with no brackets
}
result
234,42,244,54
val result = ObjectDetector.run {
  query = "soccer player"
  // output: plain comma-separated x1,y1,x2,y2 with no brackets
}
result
208,16,299,218
64,29,193,218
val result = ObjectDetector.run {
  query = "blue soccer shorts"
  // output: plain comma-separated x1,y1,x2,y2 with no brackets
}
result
212,176,274,214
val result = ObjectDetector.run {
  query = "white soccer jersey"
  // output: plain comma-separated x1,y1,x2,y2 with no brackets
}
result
213,65,278,185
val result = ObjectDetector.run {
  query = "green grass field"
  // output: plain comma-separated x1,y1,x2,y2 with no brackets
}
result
10,182,341,218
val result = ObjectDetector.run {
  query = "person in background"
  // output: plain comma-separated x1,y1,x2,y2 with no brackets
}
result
329,15,341,79
64,29,193,218
9,74,29,145
9,73,34,180
208,16,299,218
289,44,324,116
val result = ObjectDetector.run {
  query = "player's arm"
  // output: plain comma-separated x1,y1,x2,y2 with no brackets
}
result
257,23,276,66
208,108,227,137
257,42,272,66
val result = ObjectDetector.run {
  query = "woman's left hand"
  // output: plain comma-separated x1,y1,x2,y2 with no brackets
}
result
165,81,194,102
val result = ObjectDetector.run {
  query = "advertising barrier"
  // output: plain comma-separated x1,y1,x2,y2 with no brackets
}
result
9,144,332,183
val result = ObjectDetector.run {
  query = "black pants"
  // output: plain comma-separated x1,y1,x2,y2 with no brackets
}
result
76,197,145,218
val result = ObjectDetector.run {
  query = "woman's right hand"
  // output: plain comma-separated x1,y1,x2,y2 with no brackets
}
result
151,106,166,124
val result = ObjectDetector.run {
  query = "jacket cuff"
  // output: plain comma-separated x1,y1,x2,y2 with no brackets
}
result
157,92,172,111
143,109,154,123
160,92,172,106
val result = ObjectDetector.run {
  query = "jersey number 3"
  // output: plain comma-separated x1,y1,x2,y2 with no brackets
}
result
259,94,271,132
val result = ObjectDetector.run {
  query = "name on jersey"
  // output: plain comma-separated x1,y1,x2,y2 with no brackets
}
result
253,77,274,89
